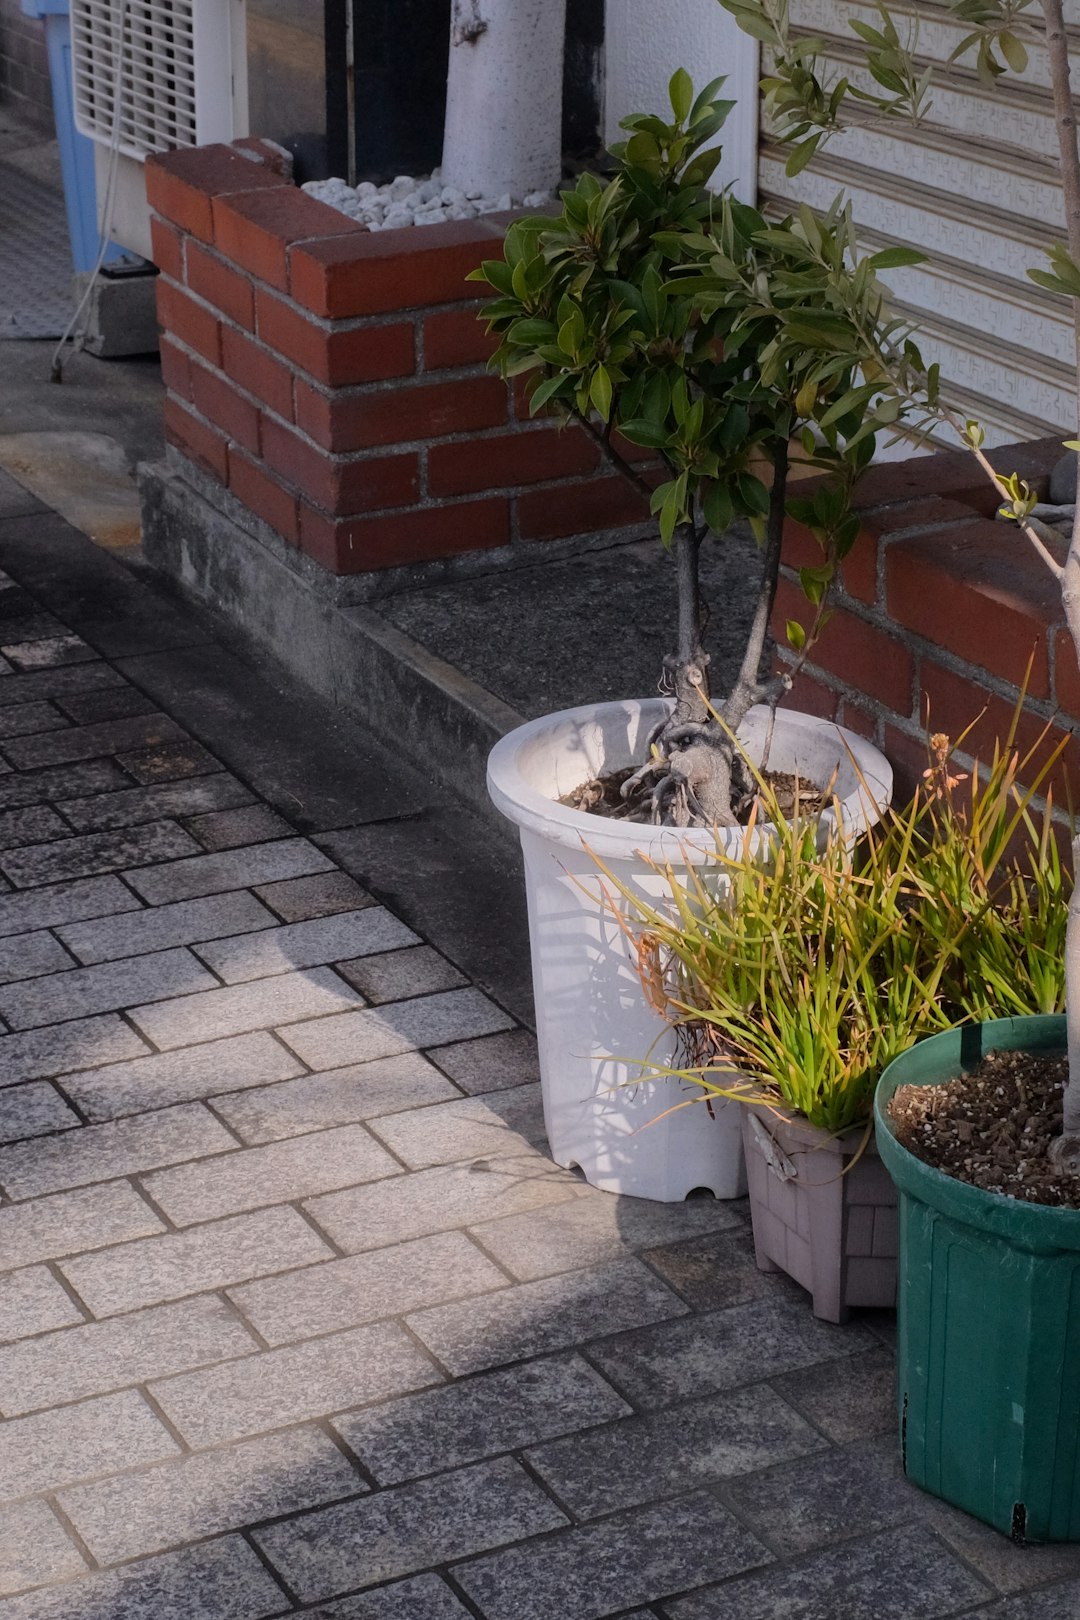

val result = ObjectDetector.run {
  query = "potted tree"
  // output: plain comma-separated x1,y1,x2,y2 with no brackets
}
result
715,0,1080,1536
603,719,1068,1320
475,76,921,1200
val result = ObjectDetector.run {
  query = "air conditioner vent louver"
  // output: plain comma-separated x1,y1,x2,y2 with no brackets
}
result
71,0,237,163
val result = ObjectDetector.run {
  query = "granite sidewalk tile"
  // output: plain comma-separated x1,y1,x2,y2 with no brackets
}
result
0,1265,83,1343
60,1030,304,1120
663,1525,992,1620
0,946,216,1030
292,1577,473,1618
337,945,467,1004
406,1257,689,1376
0,1499,87,1597
0,1389,179,1500
196,907,419,984
366,1083,547,1169
228,1229,507,1345
334,1353,631,1485
452,1490,771,1620
1,712,185,771
149,1320,441,1448
0,1103,233,1199
0,1011,149,1087
183,803,293,851
57,889,278,964
0,1535,288,1620
126,838,335,904
252,1456,568,1605
210,1054,460,1143
0,805,70,849
58,1205,336,1317
59,772,255,832
57,1424,364,1566
129,966,363,1050
0,1294,258,1416
0,702,70,740
254,870,374,921
426,1028,540,1095
0,1080,80,1141
0,820,200,888
0,1181,164,1268
0,873,138,938
280,988,515,1071
0,758,128,811
0,662,125,710
0,930,75,986
142,1123,402,1225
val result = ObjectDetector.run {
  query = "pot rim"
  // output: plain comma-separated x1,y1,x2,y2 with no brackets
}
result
874,1015,1080,1248
486,696,893,863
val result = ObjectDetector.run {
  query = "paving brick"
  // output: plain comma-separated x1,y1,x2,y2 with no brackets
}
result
59,1204,335,1317
1,634,97,671
55,685,159,725
143,1122,400,1225
0,873,138,939
58,889,277,965
197,907,419,984
664,1525,988,1620
925,1509,1080,1600
253,1456,567,1605
295,1577,473,1619
0,758,128,810
469,1187,744,1283
150,1319,440,1447
336,944,467,1004
533,1385,826,1519
724,1433,919,1557
0,804,70,850
1,712,184,770
59,773,255,832
0,701,69,739
306,1153,584,1253
126,837,335,904
0,663,125,711
0,929,75,985
62,1029,304,1121
453,1490,771,1620
0,1012,149,1088
281,988,514,1070
0,1388,178,1500
254,869,374,920
367,1083,545,1169
586,1293,875,1409
0,1534,287,1620
117,738,223,783
0,1079,80,1140
1,820,200,888
641,1226,772,1314
0,1102,233,1198
427,1027,540,1095
0,1293,257,1416
0,1498,87,1597
0,946,216,1030
59,1423,363,1566
183,803,294,851
130,965,362,1050
212,1053,459,1143
0,1181,164,1269
407,1257,687,1376
0,1264,83,1342
230,1229,505,1345
336,1352,630,1485
771,1343,896,1442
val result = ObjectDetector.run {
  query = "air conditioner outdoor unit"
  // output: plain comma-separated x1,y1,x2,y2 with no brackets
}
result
70,0,248,258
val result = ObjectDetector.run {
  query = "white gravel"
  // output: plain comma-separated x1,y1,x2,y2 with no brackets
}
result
300,168,552,232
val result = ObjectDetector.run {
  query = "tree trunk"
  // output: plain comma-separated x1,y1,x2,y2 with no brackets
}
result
441,0,567,199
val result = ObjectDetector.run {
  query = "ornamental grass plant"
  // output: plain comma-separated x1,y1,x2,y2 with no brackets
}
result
597,712,1071,1135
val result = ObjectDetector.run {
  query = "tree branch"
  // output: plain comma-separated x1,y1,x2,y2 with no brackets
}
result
722,438,790,729
570,409,658,502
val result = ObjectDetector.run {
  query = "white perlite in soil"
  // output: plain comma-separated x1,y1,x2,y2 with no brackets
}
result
301,170,552,232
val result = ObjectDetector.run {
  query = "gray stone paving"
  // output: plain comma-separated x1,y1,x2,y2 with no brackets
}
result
0,536,1075,1620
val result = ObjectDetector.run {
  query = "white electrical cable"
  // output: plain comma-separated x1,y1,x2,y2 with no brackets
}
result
50,0,131,382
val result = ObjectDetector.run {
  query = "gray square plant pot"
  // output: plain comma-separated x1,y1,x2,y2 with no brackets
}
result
742,1106,898,1322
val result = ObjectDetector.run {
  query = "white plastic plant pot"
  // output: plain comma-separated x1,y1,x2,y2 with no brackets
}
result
487,698,893,1202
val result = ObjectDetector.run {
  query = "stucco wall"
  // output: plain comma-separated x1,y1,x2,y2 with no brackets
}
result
603,0,758,201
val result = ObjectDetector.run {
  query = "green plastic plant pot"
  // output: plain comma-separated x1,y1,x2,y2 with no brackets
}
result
875,1015,1080,1542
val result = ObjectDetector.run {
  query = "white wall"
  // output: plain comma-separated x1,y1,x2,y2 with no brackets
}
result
604,0,758,202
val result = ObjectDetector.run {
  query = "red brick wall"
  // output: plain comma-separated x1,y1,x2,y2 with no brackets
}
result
146,141,650,574
772,438,1079,801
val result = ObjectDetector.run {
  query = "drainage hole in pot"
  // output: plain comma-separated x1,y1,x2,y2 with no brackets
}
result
1011,1503,1028,1543
685,1187,718,1200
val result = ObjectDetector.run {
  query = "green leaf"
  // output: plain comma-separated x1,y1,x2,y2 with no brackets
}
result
998,30,1028,73
703,483,735,532
619,418,671,448
785,135,821,178
736,473,770,516
866,246,927,270
528,374,570,414
590,364,613,421
786,619,807,651
669,66,694,123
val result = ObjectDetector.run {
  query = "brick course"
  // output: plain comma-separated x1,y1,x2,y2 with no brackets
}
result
147,141,651,575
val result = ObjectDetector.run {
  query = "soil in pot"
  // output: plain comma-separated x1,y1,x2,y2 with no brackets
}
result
888,1048,1080,1208
561,767,826,823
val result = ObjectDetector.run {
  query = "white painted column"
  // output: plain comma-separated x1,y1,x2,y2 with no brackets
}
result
442,0,568,200
604,0,758,202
